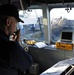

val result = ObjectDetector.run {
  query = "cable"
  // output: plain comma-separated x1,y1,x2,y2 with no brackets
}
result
20,0,24,10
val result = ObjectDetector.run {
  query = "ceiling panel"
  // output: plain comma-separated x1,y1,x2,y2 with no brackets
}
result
32,0,74,4
0,0,74,10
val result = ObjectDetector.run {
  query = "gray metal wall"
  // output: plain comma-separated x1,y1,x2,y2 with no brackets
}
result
28,46,74,74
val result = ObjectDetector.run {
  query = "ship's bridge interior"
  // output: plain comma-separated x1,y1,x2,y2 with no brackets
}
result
1,0,74,75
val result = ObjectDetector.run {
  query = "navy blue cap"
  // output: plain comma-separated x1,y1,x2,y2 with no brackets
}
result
0,4,24,23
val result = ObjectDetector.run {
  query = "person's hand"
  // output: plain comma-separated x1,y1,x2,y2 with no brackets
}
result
15,29,21,42
10,29,21,42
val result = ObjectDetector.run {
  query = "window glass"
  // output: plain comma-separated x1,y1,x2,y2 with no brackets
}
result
50,8,74,42
17,9,45,44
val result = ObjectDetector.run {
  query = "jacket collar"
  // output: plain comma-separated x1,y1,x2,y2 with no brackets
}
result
0,29,9,40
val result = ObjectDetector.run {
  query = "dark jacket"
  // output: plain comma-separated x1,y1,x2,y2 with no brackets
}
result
0,29,33,75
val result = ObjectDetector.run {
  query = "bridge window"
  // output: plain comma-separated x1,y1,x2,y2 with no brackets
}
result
18,9,45,45
50,8,74,43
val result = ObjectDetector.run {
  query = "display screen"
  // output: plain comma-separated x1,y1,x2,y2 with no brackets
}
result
61,32,72,41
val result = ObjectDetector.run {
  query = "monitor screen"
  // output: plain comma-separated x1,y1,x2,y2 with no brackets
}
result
61,32,72,41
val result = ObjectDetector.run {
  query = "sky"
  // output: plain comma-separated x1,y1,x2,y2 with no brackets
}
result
50,8,74,20
19,8,74,20
19,9,42,25
19,9,42,18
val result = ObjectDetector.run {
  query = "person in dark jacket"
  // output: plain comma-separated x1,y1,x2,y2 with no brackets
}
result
0,4,33,75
